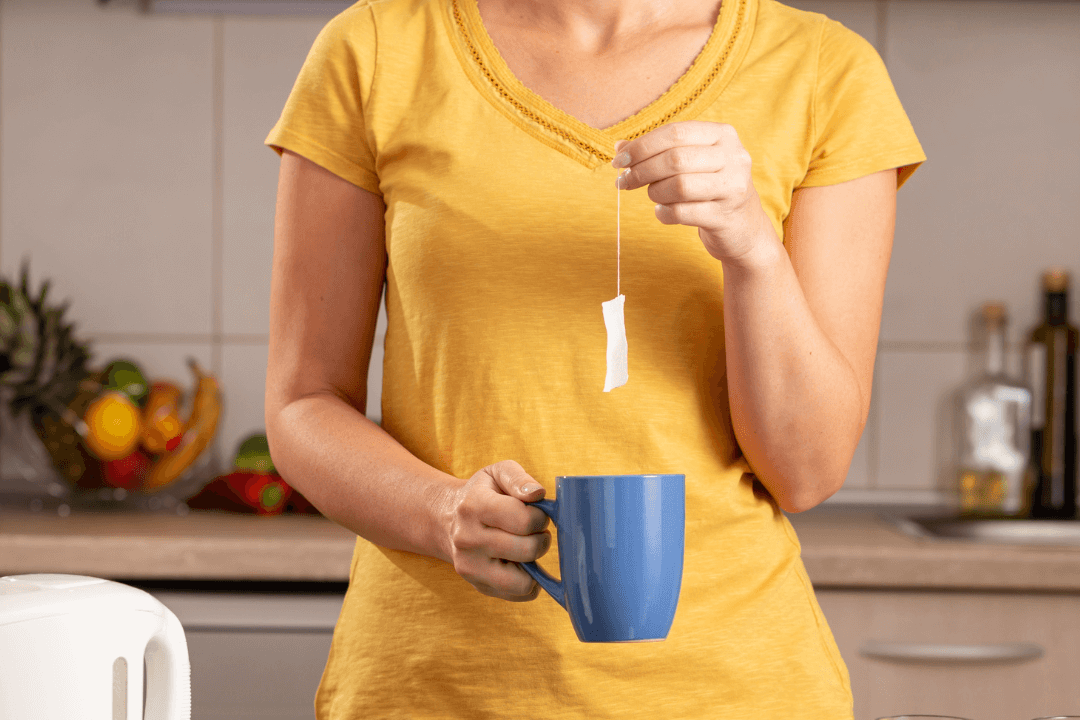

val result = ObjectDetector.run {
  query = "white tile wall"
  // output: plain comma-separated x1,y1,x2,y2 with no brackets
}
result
366,293,388,424
841,415,873,491
872,0,1080,500
876,349,968,491
218,342,269,465
882,0,1080,346
1,0,1075,503
221,15,327,337
0,0,216,335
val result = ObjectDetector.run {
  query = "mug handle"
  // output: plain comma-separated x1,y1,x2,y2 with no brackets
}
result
521,499,565,607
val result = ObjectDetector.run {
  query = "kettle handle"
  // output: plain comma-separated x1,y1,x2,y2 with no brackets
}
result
144,605,191,720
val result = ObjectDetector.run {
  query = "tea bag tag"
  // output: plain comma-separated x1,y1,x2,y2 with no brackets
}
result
602,294,628,392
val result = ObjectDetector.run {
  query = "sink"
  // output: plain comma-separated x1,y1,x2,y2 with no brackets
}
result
892,515,1080,546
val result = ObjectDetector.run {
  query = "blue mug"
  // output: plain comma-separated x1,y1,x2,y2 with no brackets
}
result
521,474,685,643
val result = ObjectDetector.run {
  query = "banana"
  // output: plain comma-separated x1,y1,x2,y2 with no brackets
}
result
142,358,221,493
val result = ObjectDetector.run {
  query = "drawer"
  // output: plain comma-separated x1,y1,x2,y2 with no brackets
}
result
817,590,1080,720
147,588,345,720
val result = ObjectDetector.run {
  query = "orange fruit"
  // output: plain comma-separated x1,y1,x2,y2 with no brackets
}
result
83,391,142,461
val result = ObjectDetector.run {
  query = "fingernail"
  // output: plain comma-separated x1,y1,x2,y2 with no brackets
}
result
616,168,630,189
612,151,631,168
521,484,542,495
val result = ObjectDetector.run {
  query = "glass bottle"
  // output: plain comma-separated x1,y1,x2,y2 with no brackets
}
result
956,303,1032,517
1027,269,1079,519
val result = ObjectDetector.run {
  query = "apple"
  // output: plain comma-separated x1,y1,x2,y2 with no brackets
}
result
102,449,152,491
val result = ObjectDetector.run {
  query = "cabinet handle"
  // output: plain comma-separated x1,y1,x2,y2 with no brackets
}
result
860,641,1043,664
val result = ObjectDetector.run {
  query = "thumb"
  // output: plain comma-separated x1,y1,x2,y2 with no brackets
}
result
487,460,545,501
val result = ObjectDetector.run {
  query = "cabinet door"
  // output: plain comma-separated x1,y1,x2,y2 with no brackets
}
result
184,629,333,720
149,590,345,720
816,590,1080,720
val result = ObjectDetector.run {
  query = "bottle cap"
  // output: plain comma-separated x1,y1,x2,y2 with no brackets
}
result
981,302,1006,327
1043,268,1070,292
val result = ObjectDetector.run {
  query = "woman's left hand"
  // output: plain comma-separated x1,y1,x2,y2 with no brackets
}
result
613,121,773,266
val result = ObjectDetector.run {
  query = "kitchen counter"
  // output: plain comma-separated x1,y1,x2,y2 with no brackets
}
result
788,505,1080,592
3,505,1080,591
0,508,356,582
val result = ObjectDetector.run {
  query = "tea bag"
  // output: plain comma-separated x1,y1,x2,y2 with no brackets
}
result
602,294,627,391
603,168,629,392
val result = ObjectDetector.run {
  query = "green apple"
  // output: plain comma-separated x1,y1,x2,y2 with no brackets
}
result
103,358,149,408
234,432,275,474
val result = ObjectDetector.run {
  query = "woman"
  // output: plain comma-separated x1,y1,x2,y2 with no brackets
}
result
264,0,924,716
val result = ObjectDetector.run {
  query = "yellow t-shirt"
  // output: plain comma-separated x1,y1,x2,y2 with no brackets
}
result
266,0,924,716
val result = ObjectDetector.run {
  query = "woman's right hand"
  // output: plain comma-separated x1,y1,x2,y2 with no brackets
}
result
445,460,552,602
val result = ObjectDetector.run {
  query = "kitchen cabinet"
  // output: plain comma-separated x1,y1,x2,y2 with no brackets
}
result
153,584,1080,720
817,589,1080,720
143,585,346,720
10,507,1080,718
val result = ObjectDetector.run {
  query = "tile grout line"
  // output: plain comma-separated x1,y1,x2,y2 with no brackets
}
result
867,343,882,490
880,340,967,352
209,16,226,471
0,0,4,272
830,487,949,505
880,340,1032,352
211,17,225,377
876,0,888,65
87,332,269,344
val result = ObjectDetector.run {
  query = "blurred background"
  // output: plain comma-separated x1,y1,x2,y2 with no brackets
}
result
2,0,1076,504
0,1,1078,718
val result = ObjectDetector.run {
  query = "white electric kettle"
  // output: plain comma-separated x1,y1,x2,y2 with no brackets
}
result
0,573,190,720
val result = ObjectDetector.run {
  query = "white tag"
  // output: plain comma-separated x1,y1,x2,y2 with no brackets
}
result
602,294,628,392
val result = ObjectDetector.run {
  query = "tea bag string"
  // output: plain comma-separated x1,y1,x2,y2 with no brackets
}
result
617,168,626,297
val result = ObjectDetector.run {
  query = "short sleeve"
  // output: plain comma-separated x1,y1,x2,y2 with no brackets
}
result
800,18,926,190
264,4,381,196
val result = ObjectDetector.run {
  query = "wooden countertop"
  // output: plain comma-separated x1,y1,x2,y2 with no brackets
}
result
788,508,1080,592
0,508,356,582
3,505,1080,591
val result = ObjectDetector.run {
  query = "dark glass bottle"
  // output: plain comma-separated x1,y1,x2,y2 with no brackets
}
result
1027,269,1079,519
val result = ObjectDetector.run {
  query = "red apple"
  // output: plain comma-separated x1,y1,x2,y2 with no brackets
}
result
102,449,152,491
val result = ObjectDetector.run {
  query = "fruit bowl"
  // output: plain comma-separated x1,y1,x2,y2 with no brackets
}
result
64,444,216,513
29,357,222,514
0,265,220,513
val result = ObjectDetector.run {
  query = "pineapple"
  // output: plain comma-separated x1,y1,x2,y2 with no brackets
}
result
0,260,95,485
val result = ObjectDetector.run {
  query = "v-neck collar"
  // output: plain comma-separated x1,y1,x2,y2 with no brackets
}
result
443,0,755,168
